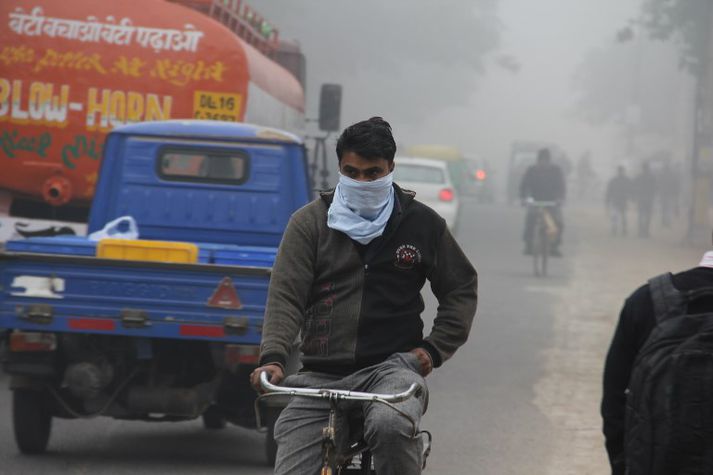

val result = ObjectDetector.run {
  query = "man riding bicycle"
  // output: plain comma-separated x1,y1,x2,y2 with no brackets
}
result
519,148,566,256
250,117,478,474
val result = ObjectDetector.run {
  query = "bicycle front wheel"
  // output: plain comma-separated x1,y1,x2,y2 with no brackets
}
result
532,225,548,277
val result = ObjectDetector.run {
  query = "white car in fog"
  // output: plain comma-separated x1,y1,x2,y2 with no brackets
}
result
394,156,460,231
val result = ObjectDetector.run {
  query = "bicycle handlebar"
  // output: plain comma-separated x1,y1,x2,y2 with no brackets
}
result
259,371,420,403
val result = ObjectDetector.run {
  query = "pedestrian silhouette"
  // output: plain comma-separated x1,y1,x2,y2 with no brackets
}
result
605,166,631,236
633,162,656,238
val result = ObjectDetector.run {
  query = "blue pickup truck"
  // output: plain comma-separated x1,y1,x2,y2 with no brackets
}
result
0,120,311,462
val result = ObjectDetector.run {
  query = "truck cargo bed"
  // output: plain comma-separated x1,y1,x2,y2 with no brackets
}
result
0,250,271,344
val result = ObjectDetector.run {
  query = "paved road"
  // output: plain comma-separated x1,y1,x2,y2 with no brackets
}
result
0,199,698,474
422,199,568,474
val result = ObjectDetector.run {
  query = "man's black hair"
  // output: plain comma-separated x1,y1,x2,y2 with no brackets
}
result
336,117,397,163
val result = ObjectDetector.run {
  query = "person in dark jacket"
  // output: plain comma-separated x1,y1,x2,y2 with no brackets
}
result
658,160,680,228
250,117,478,475
605,166,631,236
519,148,566,255
601,247,713,474
633,162,656,238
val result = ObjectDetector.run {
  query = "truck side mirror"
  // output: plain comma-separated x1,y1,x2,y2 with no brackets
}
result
318,84,342,132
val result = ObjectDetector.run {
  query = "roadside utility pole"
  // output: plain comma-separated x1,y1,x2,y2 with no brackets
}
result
689,1,713,243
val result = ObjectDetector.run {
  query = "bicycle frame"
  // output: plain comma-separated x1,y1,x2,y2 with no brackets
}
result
256,372,428,474
527,200,558,277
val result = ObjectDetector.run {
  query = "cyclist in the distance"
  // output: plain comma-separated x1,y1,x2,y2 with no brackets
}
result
519,148,566,256
250,117,478,474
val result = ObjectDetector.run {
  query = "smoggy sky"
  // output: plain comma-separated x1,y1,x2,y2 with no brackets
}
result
258,0,646,178
461,0,643,170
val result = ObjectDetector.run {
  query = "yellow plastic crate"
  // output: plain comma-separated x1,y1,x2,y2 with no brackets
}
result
96,239,199,263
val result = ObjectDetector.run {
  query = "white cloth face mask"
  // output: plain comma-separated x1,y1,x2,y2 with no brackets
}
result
327,172,395,244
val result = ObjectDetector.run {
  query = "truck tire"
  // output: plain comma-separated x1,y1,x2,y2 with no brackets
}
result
13,389,52,454
202,405,227,430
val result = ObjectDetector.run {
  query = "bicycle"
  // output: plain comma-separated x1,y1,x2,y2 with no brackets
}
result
255,371,432,474
527,199,559,277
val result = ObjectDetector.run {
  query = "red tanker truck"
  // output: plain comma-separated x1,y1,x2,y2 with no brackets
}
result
0,0,337,237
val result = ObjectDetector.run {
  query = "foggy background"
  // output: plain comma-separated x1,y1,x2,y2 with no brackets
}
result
259,0,694,191
246,3,707,471
1,1,710,474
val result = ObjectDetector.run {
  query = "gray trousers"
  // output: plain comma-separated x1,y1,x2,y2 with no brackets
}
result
273,352,428,475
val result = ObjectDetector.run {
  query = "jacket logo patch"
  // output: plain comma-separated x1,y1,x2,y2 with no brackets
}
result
394,244,422,270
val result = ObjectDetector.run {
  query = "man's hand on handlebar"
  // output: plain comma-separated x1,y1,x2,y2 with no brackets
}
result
250,363,285,393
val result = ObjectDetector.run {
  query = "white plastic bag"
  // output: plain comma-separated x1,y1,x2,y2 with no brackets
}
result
88,216,139,241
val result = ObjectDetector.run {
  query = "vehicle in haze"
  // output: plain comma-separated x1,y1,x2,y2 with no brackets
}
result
405,144,496,203
0,120,311,463
405,144,470,194
0,0,336,234
394,156,459,231
506,141,571,204
465,155,496,203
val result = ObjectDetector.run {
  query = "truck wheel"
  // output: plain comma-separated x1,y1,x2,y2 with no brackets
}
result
13,389,52,454
266,418,277,466
202,405,226,430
